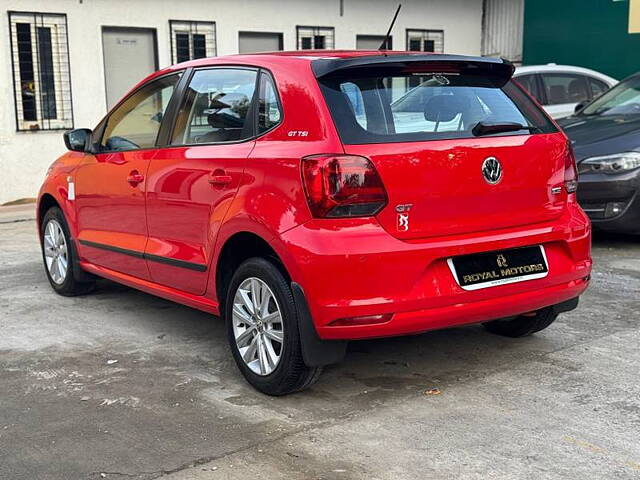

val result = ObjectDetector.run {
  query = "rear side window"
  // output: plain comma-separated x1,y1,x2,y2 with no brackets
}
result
257,72,282,133
171,68,257,145
589,77,608,98
514,74,543,104
319,71,556,145
541,73,589,105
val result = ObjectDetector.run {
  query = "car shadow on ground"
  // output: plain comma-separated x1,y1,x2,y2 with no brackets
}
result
81,273,566,411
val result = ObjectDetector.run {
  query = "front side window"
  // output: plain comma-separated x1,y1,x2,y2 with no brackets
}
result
170,20,216,64
319,71,556,144
171,68,258,144
257,72,282,133
297,26,334,50
581,75,640,117
101,74,180,152
541,73,589,105
9,11,73,131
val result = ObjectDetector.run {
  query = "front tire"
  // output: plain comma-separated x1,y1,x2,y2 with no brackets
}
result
482,307,558,338
225,257,322,395
41,207,95,296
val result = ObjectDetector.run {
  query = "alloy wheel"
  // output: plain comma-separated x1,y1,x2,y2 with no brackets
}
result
43,219,68,285
232,277,284,376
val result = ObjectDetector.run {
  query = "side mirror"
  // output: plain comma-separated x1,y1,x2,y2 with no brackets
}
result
574,102,585,114
63,128,92,152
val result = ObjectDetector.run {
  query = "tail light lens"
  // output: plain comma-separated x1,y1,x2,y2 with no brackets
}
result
301,154,388,218
564,141,578,194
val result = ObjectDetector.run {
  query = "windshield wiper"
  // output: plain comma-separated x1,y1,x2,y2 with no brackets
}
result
472,121,539,137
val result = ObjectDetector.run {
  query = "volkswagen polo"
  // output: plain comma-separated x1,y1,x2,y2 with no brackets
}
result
38,51,592,395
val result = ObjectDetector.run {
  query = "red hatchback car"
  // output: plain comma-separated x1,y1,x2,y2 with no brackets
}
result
38,51,592,395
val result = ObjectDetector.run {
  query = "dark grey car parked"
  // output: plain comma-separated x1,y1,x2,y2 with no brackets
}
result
559,73,640,234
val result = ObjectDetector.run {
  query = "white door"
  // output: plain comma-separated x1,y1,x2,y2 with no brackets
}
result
102,28,157,109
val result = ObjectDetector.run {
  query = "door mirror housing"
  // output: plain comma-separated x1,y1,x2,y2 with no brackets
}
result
574,102,585,114
63,128,92,152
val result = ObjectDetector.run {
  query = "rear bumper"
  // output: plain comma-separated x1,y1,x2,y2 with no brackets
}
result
577,168,640,233
281,202,592,340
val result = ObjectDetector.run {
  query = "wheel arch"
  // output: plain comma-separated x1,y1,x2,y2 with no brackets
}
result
37,193,60,228
214,230,293,312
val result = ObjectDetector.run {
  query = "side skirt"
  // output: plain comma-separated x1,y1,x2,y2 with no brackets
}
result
80,261,220,316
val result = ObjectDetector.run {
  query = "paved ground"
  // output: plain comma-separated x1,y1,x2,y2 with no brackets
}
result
1,206,639,479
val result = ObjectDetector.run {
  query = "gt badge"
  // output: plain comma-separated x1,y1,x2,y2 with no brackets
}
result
396,204,413,232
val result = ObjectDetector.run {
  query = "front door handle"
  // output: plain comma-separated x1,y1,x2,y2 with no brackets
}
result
209,170,232,186
127,170,144,187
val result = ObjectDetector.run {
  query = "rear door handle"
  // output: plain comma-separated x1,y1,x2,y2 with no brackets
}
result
208,170,232,186
127,170,144,186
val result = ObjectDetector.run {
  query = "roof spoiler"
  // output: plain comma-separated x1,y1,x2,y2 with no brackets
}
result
311,54,515,87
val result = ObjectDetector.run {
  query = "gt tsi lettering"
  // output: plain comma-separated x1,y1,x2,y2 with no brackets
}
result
38,50,591,395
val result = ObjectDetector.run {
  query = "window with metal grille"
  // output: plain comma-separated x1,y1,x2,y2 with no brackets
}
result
9,11,73,131
169,20,216,64
296,26,334,50
406,29,444,53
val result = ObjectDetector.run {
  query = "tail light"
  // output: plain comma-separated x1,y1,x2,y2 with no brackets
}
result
564,141,578,194
301,154,388,218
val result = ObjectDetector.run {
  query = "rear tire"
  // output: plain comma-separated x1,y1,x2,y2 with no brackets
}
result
41,207,95,296
225,257,322,395
482,307,558,338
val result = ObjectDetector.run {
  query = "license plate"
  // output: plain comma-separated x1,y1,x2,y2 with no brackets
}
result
447,245,548,291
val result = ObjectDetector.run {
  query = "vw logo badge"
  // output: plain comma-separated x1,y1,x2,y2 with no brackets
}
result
482,157,502,185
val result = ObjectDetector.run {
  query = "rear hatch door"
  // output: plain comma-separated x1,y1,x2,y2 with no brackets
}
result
315,55,566,239
345,134,567,239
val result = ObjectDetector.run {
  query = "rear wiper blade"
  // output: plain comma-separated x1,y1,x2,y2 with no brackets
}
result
472,121,539,137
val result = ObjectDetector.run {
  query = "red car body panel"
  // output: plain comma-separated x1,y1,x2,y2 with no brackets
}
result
75,149,152,280
145,141,256,295
37,50,592,339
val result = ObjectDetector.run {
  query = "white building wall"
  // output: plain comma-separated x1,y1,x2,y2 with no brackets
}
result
0,0,483,204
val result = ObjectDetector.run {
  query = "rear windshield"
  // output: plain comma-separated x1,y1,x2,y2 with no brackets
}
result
318,71,557,144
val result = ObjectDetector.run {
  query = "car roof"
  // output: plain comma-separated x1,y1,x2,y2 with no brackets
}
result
163,49,437,71
155,50,512,82
514,64,617,84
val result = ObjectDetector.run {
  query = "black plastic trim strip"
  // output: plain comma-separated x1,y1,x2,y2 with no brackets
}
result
145,252,207,272
79,240,144,258
79,240,207,272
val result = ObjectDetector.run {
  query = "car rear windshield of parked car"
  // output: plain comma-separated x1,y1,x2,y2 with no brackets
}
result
318,70,556,144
